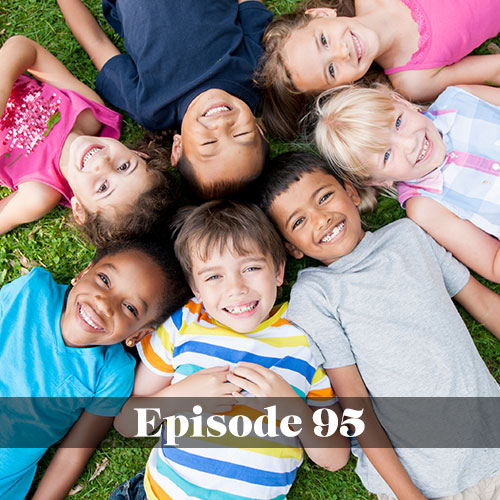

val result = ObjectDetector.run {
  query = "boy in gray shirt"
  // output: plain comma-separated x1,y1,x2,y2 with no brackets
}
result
258,151,500,500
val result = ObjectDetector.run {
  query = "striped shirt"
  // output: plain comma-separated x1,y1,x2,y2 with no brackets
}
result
137,299,333,500
398,86,500,238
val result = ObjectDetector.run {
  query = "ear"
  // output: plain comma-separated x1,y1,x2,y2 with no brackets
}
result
125,327,155,348
275,260,286,287
132,150,151,160
305,7,337,18
70,261,93,287
344,180,362,206
190,282,202,302
284,241,304,260
70,196,86,224
170,134,183,166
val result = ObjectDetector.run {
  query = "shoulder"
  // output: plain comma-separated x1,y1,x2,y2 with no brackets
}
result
1,267,58,300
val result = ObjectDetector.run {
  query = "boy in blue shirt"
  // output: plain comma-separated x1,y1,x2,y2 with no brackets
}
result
57,0,272,199
0,240,190,500
258,152,500,500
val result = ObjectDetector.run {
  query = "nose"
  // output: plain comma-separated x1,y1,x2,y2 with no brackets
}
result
94,294,113,317
206,111,237,130
87,152,112,174
225,273,248,297
332,40,349,60
395,133,417,157
310,209,331,230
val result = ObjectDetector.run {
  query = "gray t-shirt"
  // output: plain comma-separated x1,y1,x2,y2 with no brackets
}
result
288,219,500,497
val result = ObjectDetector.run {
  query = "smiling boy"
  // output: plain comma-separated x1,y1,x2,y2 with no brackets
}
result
258,151,500,500
113,200,349,500
58,0,272,199
0,240,190,500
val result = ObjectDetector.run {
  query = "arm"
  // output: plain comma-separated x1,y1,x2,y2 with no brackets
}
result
453,276,500,341
57,0,120,71
327,365,426,500
228,362,350,472
0,182,61,236
32,411,113,500
114,362,242,437
406,197,500,283
0,35,103,110
389,54,500,102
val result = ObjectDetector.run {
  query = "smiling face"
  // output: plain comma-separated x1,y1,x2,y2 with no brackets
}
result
269,170,364,265
282,9,378,92
189,240,285,333
61,250,165,347
172,89,265,191
65,136,152,219
365,99,447,186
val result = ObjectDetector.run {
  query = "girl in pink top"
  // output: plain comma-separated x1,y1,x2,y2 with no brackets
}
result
0,36,175,245
256,0,500,139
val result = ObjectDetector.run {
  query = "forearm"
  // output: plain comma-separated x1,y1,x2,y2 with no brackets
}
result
32,446,96,500
57,0,120,71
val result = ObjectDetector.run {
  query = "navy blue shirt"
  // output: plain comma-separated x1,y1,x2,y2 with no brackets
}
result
96,0,272,130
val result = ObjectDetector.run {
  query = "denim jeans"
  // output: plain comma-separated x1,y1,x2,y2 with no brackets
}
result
109,469,147,500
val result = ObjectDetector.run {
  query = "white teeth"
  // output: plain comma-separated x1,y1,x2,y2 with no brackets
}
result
82,147,101,167
79,305,100,330
417,137,429,162
226,302,257,314
321,221,345,243
352,34,361,61
204,106,230,117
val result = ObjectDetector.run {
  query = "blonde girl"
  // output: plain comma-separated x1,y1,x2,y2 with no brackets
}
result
0,35,175,246
256,0,500,139
314,83,500,283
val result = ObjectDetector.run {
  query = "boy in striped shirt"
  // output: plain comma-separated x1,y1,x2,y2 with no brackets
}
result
112,200,349,500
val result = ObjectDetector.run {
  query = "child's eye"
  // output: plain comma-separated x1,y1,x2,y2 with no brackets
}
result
292,217,305,231
124,303,138,317
395,115,402,129
383,150,391,163
320,34,328,47
328,63,335,79
206,274,221,282
319,192,333,204
98,273,110,286
97,181,108,193
245,266,261,273
117,162,130,172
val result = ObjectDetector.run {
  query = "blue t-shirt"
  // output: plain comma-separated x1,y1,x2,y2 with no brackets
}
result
96,0,272,130
0,268,135,500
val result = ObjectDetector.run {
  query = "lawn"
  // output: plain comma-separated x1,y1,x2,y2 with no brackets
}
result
1,1,499,499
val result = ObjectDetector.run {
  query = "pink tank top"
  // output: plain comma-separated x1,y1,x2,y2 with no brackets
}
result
384,0,500,75
0,75,122,207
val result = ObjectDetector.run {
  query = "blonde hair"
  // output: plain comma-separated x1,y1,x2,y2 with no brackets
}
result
255,0,356,140
314,84,402,186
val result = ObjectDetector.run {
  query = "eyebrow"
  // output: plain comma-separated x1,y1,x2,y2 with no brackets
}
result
196,256,267,275
285,184,332,228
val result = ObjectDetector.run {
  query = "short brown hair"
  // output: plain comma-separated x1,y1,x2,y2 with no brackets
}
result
172,200,285,283
77,135,179,247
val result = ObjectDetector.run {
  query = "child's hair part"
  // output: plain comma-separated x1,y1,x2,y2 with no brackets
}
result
314,84,399,184
93,238,191,325
172,200,285,283
255,0,356,140
77,136,179,247
258,150,378,214
177,137,269,200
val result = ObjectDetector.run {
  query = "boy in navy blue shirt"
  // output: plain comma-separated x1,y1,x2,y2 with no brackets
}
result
58,0,272,199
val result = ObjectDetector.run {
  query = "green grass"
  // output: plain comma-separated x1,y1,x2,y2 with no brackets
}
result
2,1,499,499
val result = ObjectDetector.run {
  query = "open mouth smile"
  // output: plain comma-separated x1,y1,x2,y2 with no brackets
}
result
78,303,104,331
416,136,430,163
351,33,362,63
224,301,259,315
81,146,102,169
320,221,345,243
202,104,232,118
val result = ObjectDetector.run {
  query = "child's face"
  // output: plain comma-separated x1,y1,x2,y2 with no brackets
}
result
365,99,447,186
282,9,377,92
269,170,364,265
189,240,285,333
61,250,164,347
172,89,265,189
66,136,152,220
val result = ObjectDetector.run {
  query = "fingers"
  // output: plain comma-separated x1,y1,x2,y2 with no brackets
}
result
199,365,230,374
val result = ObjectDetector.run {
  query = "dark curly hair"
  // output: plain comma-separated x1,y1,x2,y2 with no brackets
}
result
77,134,179,247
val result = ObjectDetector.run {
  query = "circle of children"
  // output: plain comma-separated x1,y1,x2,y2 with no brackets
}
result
1,0,500,499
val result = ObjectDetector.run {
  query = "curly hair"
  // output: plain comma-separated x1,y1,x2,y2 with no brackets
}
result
254,0,385,140
77,134,180,248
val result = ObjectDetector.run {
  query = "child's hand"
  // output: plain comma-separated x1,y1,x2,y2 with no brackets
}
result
227,362,299,398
